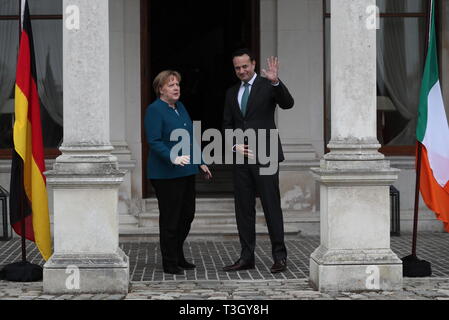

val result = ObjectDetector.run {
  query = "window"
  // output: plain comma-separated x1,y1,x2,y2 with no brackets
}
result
0,0,62,157
324,0,430,155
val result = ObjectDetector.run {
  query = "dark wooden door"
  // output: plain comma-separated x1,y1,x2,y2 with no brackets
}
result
141,0,260,198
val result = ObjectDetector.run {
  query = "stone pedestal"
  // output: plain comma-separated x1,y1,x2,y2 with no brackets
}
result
309,0,402,291
44,165,128,294
43,0,129,294
310,160,402,291
44,249,128,295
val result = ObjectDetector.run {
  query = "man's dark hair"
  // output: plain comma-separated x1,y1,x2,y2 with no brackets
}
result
232,48,255,61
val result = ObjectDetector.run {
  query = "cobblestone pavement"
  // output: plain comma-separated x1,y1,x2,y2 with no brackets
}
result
0,233,449,300
1,278,449,300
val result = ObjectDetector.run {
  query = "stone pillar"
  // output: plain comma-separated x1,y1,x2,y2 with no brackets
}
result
43,0,129,294
260,0,322,223
276,0,324,157
109,0,138,230
123,0,143,201
309,0,402,292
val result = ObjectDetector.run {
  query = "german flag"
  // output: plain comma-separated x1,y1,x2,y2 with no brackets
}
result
10,0,52,261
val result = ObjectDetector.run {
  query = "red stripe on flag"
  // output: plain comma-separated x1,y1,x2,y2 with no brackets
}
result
15,30,46,177
29,78,46,177
12,217,34,242
15,31,31,98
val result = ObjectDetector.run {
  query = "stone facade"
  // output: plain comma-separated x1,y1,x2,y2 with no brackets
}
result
0,0,447,293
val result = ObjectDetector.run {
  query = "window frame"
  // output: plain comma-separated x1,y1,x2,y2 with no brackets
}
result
0,1,63,159
322,0,431,156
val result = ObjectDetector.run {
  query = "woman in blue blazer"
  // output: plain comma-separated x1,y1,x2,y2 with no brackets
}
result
144,70,212,275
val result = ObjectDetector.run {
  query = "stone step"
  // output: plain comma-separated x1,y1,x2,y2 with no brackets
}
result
119,223,302,241
143,197,300,213
143,197,236,212
138,211,305,227
119,214,139,226
126,197,313,240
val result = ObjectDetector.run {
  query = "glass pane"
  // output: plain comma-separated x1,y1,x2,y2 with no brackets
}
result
324,16,426,147
377,17,426,146
0,20,19,149
377,0,427,13
28,0,62,15
326,0,427,14
0,0,18,15
0,18,63,150
0,114,13,148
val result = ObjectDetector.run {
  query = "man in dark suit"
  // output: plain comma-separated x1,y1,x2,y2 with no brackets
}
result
222,49,294,273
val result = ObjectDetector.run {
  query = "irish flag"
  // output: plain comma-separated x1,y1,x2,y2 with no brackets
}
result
9,0,52,260
417,0,449,232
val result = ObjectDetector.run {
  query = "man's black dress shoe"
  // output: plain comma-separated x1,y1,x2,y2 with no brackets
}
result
178,260,196,270
270,259,287,273
163,266,184,275
222,259,255,272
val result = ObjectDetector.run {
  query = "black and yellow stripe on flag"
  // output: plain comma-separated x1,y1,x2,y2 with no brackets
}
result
10,0,52,261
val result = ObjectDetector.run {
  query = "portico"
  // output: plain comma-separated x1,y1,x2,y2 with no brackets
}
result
39,0,402,293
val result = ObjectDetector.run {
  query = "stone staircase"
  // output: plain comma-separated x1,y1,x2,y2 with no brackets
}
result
119,197,304,241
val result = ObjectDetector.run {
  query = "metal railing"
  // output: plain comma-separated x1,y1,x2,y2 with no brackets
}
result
390,185,400,237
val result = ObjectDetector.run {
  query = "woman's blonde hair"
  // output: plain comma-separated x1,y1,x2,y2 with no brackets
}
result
153,70,181,97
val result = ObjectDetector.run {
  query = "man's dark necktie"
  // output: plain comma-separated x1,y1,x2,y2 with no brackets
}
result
241,82,250,116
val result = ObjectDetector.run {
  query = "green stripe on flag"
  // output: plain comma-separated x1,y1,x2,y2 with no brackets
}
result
416,0,439,142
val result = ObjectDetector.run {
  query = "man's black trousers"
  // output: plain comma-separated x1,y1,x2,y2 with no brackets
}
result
233,164,287,263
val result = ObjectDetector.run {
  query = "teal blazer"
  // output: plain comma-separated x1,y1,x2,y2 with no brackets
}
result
144,99,200,179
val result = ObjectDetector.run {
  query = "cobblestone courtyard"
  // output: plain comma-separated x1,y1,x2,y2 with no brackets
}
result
1,233,449,300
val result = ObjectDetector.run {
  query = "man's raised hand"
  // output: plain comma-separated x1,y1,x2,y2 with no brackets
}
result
261,56,279,84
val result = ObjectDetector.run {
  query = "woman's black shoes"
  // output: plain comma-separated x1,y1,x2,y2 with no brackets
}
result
178,260,196,270
163,266,184,275
163,260,195,274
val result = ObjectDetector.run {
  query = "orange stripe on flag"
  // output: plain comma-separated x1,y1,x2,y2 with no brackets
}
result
420,145,449,232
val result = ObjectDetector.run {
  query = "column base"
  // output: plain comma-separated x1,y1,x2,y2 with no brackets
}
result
310,246,402,292
43,248,129,294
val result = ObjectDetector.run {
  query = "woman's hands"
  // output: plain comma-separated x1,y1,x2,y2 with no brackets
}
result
174,155,190,166
174,156,212,180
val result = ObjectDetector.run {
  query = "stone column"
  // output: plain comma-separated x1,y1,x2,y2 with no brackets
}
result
309,0,402,291
43,0,129,294
260,0,322,222
109,0,138,230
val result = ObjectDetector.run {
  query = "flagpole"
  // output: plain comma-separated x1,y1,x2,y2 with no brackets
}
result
20,176,27,263
411,0,432,258
411,142,423,257
401,0,432,277
18,0,27,265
